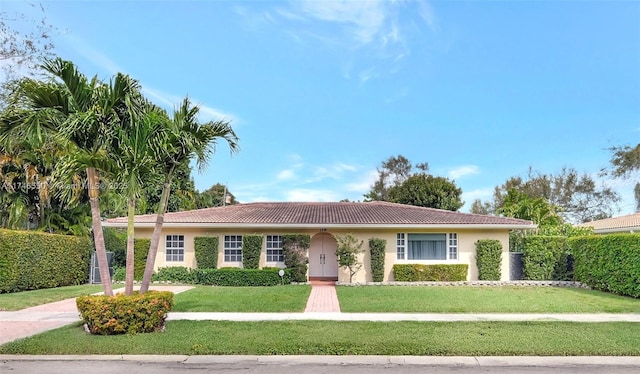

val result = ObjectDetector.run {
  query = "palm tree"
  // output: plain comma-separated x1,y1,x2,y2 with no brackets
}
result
139,98,239,293
0,58,136,296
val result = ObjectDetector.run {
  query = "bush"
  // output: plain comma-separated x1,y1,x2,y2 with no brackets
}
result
571,234,640,298
76,291,173,335
282,234,310,282
152,266,194,283
112,267,125,282
369,238,386,282
0,229,92,293
522,236,570,280
133,238,149,280
194,236,218,269
475,239,502,280
104,228,126,268
242,234,263,269
193,267,291,286
393,264,468,282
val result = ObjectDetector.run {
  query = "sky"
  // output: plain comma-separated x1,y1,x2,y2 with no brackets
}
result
3,0,640,215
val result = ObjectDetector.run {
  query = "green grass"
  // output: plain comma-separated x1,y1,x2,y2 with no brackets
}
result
2,321,640,355
0,285,105,311
172,285,311,312
336,286,640,313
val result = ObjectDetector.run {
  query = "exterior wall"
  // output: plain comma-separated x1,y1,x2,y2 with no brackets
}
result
133,227,512,282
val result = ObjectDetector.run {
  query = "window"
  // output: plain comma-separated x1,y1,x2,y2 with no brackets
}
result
396,232,459,260
448,233,458,260
266,235,284,262
165,235,184,262
224,235,243,262
396,233,405,259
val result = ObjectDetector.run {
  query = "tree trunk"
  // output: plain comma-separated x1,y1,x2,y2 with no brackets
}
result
139,179,172,293
87,167,113,296
124,196,136,295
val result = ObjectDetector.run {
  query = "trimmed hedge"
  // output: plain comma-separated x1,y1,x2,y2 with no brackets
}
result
242,234,263,269
76,291,173,335
283,234,310,282
571,234,640,298
0,229,92,293
104,228,126,268
522,236,571,281
393,264,468,282
369,238,386,282
194,236,218,269
152,266,292,286
475,239,502,280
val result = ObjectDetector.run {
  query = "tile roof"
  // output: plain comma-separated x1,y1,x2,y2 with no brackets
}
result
577,212,640,233
105,201,535,228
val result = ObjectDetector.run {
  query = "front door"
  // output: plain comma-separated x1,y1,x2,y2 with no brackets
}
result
308,233,338,279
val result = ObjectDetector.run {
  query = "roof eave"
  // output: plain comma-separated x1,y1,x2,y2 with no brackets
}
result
593,226,640,234
103,222,537,230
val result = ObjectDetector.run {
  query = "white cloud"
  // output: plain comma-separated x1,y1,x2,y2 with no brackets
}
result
277,169,296,180
285,188,340,202
448,165,480,180
418,0,438,32
142,87,238,123
65,34,123,75
345,169,379,192
462,188,494,202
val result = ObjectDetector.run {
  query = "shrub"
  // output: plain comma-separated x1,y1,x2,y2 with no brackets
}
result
369,238,386,282
393,264,468,282
522,236,570,280
242,234,263,269
133,238,149,280
194,236,218,269
475,239,502,280
112,267,125,282
335,234,364,283
192,268,291,286
282,234,310,282
104,228,126,267
571,234,640,298
76,291,173,335
152,266,194,283
0,229,92,293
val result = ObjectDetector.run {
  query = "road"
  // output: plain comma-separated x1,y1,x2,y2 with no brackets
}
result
2,357,640,374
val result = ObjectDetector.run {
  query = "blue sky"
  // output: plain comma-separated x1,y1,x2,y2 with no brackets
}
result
4,1,640,214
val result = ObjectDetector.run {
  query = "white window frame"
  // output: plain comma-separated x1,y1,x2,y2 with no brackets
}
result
165,235,184,262
265,235,284,263
224,235,243,262
395,232,459,262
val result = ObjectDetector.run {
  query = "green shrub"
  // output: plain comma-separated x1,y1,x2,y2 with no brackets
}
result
369,238,386,282
282,234,310,282
242,234,263,269
393,264,468,282
0,229,92,293
76,291,173,335
133,238,149,280
475,239,502,280
112,267,125,282
104,228,126,267
152,266,194,283
522,236,570,280
194,236,218,269
571,234,640,298
192,268,291,286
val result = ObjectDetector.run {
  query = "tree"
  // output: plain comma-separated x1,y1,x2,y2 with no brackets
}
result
470,199,491,215
1,58,135,296
364,155,414,201
335,233,364,283
605,144,640,212
497,189,562,227
196,183,237,208
139,97,239,293
485,167,619,223
389,173,464,211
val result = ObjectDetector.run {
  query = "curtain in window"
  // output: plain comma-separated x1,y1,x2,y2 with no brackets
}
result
408,234,446,260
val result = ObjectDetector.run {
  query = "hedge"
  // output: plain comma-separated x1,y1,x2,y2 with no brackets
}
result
282,234,310,282
76,291,173,335
104,228,126,268
194,236,218,269
393,264,468,282
522,236,571,280
153,266,292,286
369,238,386,282
0,229,93,293
242,234,263,269
475,239,502,280
111,238,149,282
571,234,640,298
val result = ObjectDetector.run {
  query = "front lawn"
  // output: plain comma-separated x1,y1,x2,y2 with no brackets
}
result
336,286,640,313
0,285,105,311
2,321,640,355
172,285,311,312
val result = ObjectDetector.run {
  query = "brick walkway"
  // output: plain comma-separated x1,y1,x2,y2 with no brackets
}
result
304,283,341,313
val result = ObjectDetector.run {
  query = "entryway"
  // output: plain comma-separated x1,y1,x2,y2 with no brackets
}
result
308,232,338,281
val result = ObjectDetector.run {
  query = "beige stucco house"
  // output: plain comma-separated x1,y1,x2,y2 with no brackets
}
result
577,212,640,234
104,201,535,283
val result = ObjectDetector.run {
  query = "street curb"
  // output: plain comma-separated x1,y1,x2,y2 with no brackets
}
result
2,355,640,366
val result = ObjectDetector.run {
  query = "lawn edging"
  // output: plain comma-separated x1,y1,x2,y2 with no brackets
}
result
336,280,590,288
